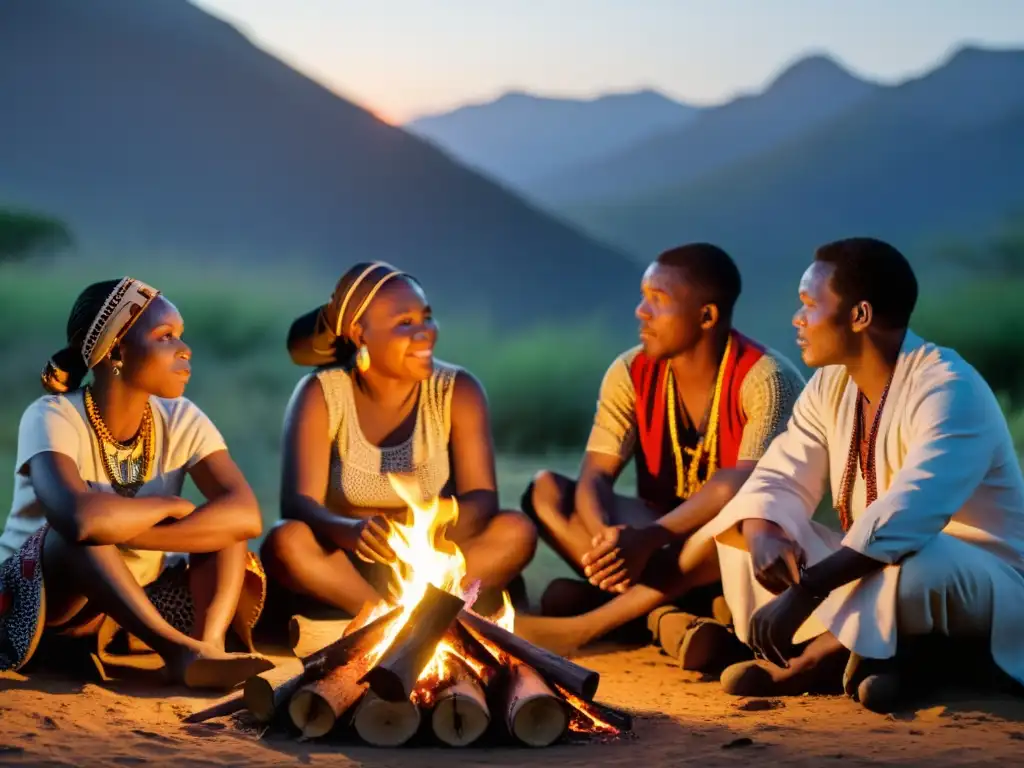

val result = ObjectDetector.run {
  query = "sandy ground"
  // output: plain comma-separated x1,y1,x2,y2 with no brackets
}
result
4,641,1024,767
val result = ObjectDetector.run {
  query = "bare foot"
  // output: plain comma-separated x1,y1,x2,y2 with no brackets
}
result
514,614,590,658
165,643,273,690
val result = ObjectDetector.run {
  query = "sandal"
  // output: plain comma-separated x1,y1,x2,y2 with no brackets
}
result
678,619,752,673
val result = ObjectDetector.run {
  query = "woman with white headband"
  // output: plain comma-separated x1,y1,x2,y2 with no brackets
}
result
0,278,271,689
262,261,538,617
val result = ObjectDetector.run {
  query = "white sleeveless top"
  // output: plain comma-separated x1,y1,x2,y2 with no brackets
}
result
307,361,460,511
1,391,227,584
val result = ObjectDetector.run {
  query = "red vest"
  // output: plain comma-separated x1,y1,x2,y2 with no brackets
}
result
629,330,765,513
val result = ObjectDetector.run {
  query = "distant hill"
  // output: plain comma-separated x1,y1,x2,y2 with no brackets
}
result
405,90,701,194
0,0,641,327
564,46,1024,342
535,55,878,206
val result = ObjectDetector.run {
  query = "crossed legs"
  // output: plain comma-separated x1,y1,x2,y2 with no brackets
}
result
42,529,266,687
721,534,1014,708
260,510,537,616
517,470,721,655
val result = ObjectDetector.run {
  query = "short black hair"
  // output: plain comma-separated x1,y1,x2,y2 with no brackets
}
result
814,237,918,329
655,243,742,321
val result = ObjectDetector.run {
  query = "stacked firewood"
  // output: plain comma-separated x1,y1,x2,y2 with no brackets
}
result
187,584,632,748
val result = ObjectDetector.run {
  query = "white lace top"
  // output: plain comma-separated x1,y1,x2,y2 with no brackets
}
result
305,361,460,511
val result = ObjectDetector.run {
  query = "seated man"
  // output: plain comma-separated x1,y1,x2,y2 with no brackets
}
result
707,237,1024,713
518,243,805,659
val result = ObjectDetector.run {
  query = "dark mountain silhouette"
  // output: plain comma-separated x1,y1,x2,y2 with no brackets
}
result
535,54,878,206
565,46,1024,336
405,89,700,193
0,0,641,326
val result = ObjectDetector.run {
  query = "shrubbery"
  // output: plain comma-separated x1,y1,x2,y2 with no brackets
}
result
2,232,1024,530
0,207,72,263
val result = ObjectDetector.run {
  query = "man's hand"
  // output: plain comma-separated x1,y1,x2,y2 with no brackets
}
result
744,519,806,595
581,524,669,593
748,584,822,668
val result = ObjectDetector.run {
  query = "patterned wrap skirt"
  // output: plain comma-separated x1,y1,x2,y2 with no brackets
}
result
0,523,266,673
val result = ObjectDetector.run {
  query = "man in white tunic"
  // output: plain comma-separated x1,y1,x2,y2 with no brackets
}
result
705,237,1024,712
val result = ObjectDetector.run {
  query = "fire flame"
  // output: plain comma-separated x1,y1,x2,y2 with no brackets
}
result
362,473,510,698
493,589,516,633
356,476,618,739
362,475,468,656
558,687,621,734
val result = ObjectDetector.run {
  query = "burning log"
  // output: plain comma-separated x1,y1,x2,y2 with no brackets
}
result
555,686,634,733
360,584,466,702
504,660,569,747
458,610,600,701
352,692,421,747
183,662,301,724
288,661,369,738
430,658,490,747
217,471,633,748
446,622,504,688
245,606,401,724
289,615,351,659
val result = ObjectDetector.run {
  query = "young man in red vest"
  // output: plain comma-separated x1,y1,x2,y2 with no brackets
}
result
518,243,805,661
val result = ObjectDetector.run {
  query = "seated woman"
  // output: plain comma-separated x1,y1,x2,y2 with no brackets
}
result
0,278,271,689
261,261,537,618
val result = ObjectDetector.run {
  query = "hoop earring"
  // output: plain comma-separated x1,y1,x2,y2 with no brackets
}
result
112,361,122,377
355,345,371,373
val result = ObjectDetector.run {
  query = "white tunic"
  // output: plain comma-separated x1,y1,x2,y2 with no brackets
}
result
702,331,1024,683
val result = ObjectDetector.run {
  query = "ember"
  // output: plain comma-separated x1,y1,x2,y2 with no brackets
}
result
191,474,633,747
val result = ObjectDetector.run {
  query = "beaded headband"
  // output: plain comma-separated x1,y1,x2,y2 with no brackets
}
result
80,277,160,368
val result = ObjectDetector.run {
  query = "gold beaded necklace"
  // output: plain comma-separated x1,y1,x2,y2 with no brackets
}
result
83,387,155,497
665,335,732,500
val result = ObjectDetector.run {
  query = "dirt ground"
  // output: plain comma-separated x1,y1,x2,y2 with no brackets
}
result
3,641,1024,767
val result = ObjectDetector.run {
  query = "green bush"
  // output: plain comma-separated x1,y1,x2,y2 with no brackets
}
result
914,279,1024,405
0,257,625,527
0,208,72,263
3,254,1024,545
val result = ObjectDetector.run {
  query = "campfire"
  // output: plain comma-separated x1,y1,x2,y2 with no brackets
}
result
188,475,633,748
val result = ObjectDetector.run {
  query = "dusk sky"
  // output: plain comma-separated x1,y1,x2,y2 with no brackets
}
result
195,0,1024,123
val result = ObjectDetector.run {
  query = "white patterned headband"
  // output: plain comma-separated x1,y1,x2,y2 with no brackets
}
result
80,277,160,368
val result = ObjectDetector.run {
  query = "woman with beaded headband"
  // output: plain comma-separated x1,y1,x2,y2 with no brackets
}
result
261,261,538,619
0,278,272,689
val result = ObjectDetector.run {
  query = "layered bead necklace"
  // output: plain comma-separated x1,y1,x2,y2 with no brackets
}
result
665,335,732,500
834,381,892,531
83,387,155,497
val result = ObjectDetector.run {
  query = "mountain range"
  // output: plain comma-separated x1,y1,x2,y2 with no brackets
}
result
567,47,1024,271
406,90,701,193
415,44,1024,351
0,0,641,328
4,1,1022,354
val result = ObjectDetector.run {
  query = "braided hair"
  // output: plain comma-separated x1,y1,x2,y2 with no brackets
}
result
41,279,122,394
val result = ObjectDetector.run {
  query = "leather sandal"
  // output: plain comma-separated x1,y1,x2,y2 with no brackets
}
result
678,619,752,674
